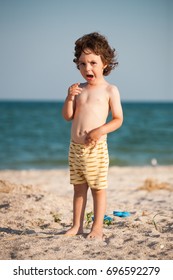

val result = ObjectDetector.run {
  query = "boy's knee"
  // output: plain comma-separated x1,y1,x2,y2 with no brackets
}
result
74,183,88,194
91,188,106,195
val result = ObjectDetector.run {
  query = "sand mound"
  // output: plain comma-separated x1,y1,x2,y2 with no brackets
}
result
138,178,173,192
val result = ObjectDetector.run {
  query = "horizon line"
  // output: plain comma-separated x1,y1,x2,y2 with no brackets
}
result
0,98,173,103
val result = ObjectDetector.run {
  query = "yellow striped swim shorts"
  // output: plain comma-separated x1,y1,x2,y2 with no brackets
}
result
69,140,109,189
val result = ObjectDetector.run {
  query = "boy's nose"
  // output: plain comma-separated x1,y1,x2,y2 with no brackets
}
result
85,63,92,71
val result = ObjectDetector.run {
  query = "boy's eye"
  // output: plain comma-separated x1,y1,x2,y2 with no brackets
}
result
79,62,85,66
91,61,96,65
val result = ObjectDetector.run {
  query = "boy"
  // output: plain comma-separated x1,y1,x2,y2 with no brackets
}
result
62,32,123,240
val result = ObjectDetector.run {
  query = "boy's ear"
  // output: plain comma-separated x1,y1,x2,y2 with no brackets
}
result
103,64,107,69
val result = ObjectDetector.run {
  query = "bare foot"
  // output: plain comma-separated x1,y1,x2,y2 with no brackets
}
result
64,226,83,236
86,229,103,241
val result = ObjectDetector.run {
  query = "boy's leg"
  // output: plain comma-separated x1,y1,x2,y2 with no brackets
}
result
87,188,106,240
65,183,88,235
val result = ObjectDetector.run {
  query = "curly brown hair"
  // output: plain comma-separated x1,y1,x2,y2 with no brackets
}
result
73,32,118,76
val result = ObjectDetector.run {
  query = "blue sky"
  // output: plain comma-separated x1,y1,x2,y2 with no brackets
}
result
0,0,172,101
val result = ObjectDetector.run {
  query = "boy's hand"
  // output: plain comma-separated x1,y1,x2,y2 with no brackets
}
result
67,83,82,101
85,127,103,146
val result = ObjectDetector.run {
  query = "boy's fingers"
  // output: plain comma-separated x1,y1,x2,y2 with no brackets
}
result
70,83,82,91
72,82,80,88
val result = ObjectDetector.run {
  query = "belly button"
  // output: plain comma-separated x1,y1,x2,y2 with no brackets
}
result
79,131,82,135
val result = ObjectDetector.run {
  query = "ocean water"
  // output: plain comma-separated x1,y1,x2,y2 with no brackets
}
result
0,101,173,169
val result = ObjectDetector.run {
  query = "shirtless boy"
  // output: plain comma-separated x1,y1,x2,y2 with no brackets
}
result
62,32,123,240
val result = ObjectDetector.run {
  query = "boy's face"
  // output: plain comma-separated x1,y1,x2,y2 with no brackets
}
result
78,49,107,84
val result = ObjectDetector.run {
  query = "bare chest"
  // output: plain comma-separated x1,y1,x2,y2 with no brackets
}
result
76,91,109,109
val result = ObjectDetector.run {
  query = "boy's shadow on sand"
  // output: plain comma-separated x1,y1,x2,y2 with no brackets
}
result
0,226,79,238
0,227,35,235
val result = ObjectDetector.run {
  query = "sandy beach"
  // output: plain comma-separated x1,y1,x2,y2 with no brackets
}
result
0,166,173,260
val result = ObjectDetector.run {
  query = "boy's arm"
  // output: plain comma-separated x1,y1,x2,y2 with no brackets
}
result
85,86,123,144
101,85,123,134
62,83,82,121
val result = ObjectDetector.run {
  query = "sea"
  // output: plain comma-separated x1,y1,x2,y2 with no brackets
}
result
0,101,173,170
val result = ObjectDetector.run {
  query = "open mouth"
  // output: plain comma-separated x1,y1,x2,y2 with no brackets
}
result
86,74,94,79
